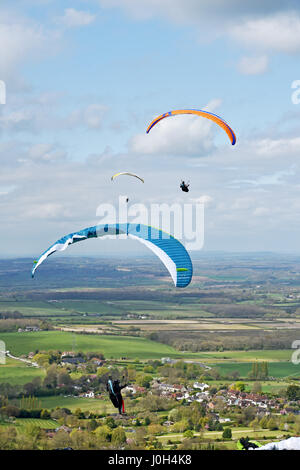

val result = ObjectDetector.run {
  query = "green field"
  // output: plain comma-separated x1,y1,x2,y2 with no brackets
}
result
0,331,184,359
0,300,74,317
36,396,115,413
206,379,289,394
0,418,58,431
157,427,284,445
0,331,296,363
108,300,214,318
212,361,300,378
0,358,45,385
14,418,58,429
0,299,214,319
197,349,294,362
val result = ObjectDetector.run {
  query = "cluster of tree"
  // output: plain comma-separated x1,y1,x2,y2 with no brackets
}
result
248,362,269,380
150,329,300,352
0,404,51,419
23,286,244,307
0,383,23,399
286,384,300,401
0,311,23,319
248,413,300,433
0,422,128,450
0,318,50,333
202,303,279,318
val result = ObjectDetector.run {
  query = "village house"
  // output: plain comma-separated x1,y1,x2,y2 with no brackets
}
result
158,383,187,394
195,392,209,402
91,358,104,366
225,389,280,410
219,417,231,423
61,357,85,365
18,326,40,333
55,425,72,433
61,351,76,358
163,420,174,427
193,382,209,392
161,357,177,364
79,391,95,398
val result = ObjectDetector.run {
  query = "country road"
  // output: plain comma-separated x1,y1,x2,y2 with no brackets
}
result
6,351,40,368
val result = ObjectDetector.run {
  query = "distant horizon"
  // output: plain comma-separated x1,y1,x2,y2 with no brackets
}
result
3,249,300,260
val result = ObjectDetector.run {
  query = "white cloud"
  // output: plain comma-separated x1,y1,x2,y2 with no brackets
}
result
96,1,300,75
130,115,215,156
97,1,300,49
230,12,300,53
255,137,300,157
253,207,270,216
57,8,96,28
23,202,67,219
190,195,213,205
0,22,44,77
0,185,16,196
97,1,296,23
28,143,67,163
130,100,222,156
237,55,268,75
0,108,34,131
0,95,109,133
0,10,61,85
66,104,108,130
229,168,295,189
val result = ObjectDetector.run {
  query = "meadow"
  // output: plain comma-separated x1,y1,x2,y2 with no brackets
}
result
0,358,45,385
157,427,285,448
213,361,300,378
34,396,115,413
0,418,58,431
0,331,184,359
1,330,297,364
0,300,73,317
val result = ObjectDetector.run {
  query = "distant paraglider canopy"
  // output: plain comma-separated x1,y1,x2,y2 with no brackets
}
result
111,172,144,183
146,109,236,145
31,223,193,288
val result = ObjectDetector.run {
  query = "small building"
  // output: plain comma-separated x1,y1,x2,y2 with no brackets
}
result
61,357,85,365
61,351,76,358
163,420,174,427
25,326,40,332
91,358,103,366
193,382,209,391
55,425,72,433
161,357,176,364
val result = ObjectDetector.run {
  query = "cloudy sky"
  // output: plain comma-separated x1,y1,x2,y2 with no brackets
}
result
1,0,300,257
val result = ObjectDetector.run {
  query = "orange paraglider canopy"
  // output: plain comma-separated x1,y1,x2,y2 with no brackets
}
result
146,109,236,145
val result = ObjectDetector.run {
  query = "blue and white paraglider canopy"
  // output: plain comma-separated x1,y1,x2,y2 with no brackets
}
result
32,223,193,288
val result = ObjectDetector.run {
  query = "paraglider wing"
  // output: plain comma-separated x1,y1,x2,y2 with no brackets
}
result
146,109,236,145
31,223,193,288
107,379,119,409
111,172,144,183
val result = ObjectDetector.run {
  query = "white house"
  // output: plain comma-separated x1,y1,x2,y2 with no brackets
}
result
193,382,209,391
